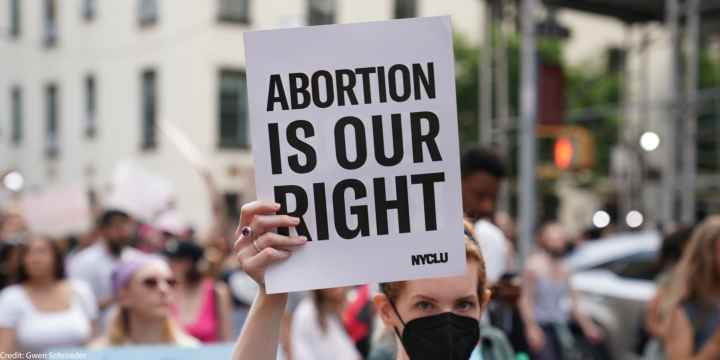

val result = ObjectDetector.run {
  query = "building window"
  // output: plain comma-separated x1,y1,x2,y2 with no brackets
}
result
224,192,243,227
394,0,417,19
138,0,158,27
218,70,248,149
85,75,97,138
141,70,157,150
218,0,250,24
45,84,59,158
44,0,58,47
9,0,20,38
11,87,22,146
307,0,336,25
83,0,97,21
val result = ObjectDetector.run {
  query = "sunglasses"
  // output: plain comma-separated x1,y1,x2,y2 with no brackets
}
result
141,277,178,289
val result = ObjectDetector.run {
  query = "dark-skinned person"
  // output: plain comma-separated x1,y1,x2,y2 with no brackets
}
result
662,216,720,360
518,222,603,360
91,256,198,347
0,235,98,352
163,239,234,343
68,209,145,327
460,147,512,286
230,200,497,360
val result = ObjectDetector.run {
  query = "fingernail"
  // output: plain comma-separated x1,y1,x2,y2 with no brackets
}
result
298,236,308,243
273,203,282,209
291,217,301,225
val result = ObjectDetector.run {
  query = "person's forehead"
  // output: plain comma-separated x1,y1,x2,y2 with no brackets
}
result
462,172,498,187
133,261,171,279
400,264,479,301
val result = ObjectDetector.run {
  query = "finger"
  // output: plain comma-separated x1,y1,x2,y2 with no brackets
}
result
239,201,282,227
251,214,300,235
242,247,291,274
255,233,307,250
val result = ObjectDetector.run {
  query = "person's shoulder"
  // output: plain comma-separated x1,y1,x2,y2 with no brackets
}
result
0,284,24,301
69,243,105,265
67,279,95,300
171,325,201,347
121,246,147,261
525,253,547,272
473,220,508,245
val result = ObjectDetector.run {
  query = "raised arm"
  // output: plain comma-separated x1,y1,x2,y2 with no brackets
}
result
231,201,307,360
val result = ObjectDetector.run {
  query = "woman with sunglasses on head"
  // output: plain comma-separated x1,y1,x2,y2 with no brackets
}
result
91,256,199,347
232,201,494,360
0,234,98,353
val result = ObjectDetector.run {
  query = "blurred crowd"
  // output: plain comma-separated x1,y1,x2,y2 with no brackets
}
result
0,148,718,360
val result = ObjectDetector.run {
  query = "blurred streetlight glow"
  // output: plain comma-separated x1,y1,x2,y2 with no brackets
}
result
3,171,24,192
592,210,611,228
626,210,644,228
639,131,660,152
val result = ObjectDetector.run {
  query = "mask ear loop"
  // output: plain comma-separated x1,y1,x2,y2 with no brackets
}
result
387,298,407,342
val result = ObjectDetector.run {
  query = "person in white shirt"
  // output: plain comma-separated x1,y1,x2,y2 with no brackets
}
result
460,147,512,284
291,288,360,360
0,235,98,353
67,209,146,328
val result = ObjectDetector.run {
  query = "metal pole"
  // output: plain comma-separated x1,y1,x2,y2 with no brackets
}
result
518,0,537,267
618,25,634,230
494,0,511,213
479,0,493,146
681,0,699,224
662,0,680,227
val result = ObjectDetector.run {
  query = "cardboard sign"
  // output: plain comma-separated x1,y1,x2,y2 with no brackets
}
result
244,16,465,293
20,184,91,237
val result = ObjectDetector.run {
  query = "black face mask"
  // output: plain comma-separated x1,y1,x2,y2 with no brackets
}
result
390,302,480,360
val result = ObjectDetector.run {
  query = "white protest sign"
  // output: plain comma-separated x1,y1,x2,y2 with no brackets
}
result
244,16,465,294
106,162,175,222
20,184,91,236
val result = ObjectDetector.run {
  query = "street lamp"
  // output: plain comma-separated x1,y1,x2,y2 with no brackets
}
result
639,131,661,152
592,210,611,229
2,171,24,192
626,210,644,228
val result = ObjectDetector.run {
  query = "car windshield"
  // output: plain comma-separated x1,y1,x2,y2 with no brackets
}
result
589,250,658,281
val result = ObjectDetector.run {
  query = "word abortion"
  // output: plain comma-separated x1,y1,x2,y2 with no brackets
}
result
266,63,436,110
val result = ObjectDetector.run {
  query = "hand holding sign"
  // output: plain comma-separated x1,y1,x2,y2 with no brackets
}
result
233,201,307,288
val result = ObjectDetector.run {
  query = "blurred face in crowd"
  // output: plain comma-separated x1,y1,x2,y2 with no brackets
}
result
104,215,134,256
461,171,500,222
22,237,57,281
119,261,176,319
539,223,568,257
168,258,192,277
375,261,489,333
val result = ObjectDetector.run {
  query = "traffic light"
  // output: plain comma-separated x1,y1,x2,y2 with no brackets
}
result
537,125,594,178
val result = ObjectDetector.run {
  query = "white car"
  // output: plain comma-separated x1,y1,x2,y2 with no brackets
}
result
567,231,661,360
